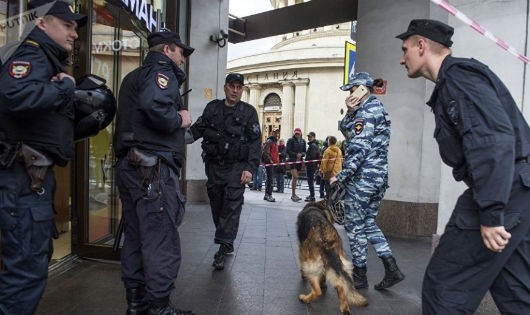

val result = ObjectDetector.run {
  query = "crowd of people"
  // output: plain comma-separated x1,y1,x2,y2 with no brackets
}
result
256,127,346,203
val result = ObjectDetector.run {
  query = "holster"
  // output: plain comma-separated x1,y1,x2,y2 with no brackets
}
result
19,144,53,194
0,141,21,169
127,147,158,187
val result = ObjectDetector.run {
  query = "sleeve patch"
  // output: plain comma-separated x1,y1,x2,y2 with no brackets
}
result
9,61,32,79
155,72,169,90
354,118,365,135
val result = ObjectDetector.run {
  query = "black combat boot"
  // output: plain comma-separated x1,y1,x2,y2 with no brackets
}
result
212,250,225,270
352,266,368,289
147,297,195,315
126,287,148,315
374,256,405,290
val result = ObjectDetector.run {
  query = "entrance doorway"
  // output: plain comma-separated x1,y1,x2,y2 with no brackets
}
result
72,0,149,260
262,93,282,141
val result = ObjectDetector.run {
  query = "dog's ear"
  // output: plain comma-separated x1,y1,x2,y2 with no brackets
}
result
322,207,334,224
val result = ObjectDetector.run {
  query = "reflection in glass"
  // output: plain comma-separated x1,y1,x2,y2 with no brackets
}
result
88,1,144,245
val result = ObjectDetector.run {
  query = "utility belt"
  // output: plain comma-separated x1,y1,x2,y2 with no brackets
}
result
126,147,160,188
205,156,240,166
0,141,53,195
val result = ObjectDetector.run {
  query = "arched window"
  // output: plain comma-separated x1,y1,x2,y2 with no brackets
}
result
264,93,282,108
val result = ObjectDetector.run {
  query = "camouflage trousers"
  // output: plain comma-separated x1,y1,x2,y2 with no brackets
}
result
343,175,392,267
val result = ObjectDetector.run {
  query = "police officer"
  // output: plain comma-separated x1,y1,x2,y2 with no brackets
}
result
189,73,261,270
0,1,86,314
330,72,404,291
397,19,530,315
113,29,195,315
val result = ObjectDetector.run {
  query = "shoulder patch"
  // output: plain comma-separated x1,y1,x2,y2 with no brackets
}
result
9,61,32,79
155,72,169,90
251,123,261,135
353,118,365,135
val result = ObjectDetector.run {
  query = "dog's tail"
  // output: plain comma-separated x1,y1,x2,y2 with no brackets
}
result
323,249,369,307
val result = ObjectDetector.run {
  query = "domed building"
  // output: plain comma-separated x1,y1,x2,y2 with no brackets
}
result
227,0,354,142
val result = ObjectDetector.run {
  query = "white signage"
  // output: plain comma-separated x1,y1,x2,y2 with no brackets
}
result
121,0,158,32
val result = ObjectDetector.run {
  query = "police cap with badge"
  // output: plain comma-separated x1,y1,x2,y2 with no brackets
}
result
28,0,88,27
147,29,195,57
395,19,454,47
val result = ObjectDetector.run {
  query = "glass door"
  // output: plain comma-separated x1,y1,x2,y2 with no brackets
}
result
73,0,148,259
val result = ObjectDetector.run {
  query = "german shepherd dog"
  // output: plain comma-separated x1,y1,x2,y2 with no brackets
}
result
297,201,368,314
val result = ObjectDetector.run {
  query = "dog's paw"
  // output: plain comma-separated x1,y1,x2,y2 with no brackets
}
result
340,309,351,315
298,294,310,303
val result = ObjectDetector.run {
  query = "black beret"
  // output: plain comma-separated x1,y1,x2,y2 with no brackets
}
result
29,0,87,27
225,73,244,85
147,30,194,57
396,19,454,47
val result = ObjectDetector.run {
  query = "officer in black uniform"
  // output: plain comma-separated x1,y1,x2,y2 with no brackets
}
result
189,73,261,270
113,30,195,315
397,19,530,315
0,1,87,314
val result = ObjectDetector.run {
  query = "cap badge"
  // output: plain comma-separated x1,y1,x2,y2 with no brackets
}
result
9,61,31,79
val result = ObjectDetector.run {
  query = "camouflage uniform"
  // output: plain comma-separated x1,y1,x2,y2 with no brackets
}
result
336,94,392,267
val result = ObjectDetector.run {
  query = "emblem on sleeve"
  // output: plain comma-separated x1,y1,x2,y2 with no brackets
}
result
354,118,365,135
155,73,169,90
9,61,32,79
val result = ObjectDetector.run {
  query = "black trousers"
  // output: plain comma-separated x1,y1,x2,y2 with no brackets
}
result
205,161,246,252
0,162,55,315
422,162,530,315
306,164,317,197
265,165,275,195
116,159,185,301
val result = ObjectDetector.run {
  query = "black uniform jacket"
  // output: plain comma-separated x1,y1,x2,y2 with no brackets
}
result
114,51,186,168
286,136,306,161
190,99,261,174
0,28,75,165
427,55,530,226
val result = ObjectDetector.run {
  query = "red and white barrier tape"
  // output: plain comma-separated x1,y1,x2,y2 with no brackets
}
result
431,0,530,64
260,157,344,167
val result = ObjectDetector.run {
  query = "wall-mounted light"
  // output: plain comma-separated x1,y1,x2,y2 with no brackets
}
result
210,29,228,48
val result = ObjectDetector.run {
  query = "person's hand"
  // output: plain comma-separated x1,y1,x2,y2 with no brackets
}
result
178,110,192,128
51,72,75,84
345,94,362,112
480,225,511,252
240,170,252,185
329,176,338,185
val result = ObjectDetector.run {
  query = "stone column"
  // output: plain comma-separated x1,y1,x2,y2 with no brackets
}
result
293,78,310,133
248,84,263,129
280,81,294,140
242,86,250,103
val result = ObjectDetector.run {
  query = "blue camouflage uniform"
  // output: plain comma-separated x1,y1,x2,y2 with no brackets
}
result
336,94,392,268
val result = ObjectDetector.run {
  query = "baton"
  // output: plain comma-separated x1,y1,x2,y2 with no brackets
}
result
181,89,192,97
112,216,124,252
